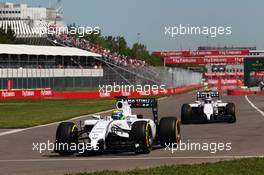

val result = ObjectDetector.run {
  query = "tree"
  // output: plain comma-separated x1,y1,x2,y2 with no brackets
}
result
84,31,101,45
82,31,164,66
0,26,16,44
116,36,127,55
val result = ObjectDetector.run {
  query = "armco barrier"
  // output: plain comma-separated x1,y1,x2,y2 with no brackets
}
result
227,89,264,96
0,84,203,99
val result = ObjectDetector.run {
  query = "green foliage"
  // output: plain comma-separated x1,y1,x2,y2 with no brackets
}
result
69,158,264,175
0,26,16,44
79,30,163,66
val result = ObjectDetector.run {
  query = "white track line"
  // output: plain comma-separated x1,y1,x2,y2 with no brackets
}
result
0,129,24,137
0,155,263,163
245,95,264,117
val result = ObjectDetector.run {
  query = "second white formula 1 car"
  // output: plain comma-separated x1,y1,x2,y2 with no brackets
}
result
54,96,180,155
181,91,236,124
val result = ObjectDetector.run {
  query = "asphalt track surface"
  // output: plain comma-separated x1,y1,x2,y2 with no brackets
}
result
0,92,264,175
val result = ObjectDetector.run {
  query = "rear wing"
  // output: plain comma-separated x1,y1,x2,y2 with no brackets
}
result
197,91,219,99
115,96,158,125
127,98,157,108
129,98,158,125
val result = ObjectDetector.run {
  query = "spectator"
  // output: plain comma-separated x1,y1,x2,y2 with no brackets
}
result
51,33,147,68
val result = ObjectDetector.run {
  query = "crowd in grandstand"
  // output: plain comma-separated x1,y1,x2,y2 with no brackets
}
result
51,34,146,68
48,34,162,84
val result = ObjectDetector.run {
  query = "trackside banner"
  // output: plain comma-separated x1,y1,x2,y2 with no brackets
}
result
204,72,264,77
207,78,240,85
153,50,249,57
164,57,245,64
53,84,203,99
0,89,53,99
204,72,244,77
255,72,264,76
228,89,264,95
0,84,203,99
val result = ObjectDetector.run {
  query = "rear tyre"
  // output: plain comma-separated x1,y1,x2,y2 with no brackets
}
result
226,103,236,123
181,104,192,124
158,117,181,147
55,122,79,155
130,121,153,154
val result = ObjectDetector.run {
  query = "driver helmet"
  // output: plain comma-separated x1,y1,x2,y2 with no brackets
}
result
111,109,125,120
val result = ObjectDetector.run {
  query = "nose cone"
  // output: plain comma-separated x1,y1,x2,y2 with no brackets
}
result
204,104,213,120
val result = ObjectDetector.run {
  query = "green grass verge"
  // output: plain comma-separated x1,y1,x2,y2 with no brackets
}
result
0,87,201,129
0,98,115,129
69,158,264,175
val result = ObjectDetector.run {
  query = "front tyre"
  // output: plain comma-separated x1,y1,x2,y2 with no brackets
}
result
55,122,79,155
158,117,181,147
130,121,153,154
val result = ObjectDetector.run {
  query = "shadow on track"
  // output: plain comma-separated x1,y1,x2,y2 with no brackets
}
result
44,146,163,158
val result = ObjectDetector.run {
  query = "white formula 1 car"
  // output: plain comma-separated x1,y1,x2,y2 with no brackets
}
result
181,91,236,124
54,97,180,155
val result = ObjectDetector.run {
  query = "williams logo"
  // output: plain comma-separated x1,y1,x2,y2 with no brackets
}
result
252,60,263,67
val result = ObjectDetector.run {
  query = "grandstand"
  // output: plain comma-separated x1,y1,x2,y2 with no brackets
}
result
0,1,63,44
0,43,174,90
0,42,202,90
0,2,203,90
49,33,203,87
49,34,162,84
0,2,166,89
0,44,105,89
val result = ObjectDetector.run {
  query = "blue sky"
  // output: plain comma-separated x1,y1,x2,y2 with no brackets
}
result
3,0,264,51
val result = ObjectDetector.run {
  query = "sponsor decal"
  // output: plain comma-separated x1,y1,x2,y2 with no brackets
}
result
164,57,245,64
41,90,53,96
208,78,239,85
1,91,15,98
153,50,249,57
22,90,35,97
